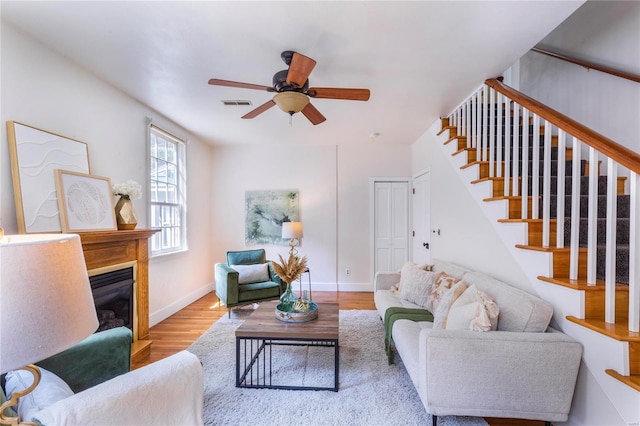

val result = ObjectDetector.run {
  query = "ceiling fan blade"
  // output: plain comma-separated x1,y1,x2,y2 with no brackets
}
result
241,100,276,119
307,87,370,101
286,53,317,88
301,103,326,125
208,78,274,92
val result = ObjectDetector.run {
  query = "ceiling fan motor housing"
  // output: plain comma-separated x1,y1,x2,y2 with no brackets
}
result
273,69,309,92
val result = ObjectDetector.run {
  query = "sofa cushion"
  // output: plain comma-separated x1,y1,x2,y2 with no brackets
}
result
432,281,467,329
431,261,469,280
398,262,437,308
426,272,461,312
391,319,433,387
461,271,553,332
5,367,73,421
375,289,424,321
231,263,270,284
446,284,499,332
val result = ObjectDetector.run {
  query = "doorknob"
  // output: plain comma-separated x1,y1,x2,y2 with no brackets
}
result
422,242,429,249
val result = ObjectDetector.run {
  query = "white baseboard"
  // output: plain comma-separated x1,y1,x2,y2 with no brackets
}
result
149,283,213,327
306,282,373,292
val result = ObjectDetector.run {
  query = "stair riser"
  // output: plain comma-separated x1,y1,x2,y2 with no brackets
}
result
584,290,630,323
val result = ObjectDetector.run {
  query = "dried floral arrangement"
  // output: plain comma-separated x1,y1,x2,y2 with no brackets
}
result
272,253,308,284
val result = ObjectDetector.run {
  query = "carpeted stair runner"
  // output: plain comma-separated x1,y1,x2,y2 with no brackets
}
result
489,128,631,284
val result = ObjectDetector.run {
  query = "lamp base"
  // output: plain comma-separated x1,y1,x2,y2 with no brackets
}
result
288,238,299,258
0,364,41,426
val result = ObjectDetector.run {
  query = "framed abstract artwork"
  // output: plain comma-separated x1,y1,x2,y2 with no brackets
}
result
54,170,117,233
245,190,299,245
7,121,91,233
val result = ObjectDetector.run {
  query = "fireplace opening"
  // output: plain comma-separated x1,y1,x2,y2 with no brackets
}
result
89,267,134,333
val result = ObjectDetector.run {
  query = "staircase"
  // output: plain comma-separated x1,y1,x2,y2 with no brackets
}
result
436,78,639,423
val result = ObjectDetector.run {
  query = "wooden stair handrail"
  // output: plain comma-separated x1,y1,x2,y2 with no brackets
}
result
531,47,640,84
485,78,640,174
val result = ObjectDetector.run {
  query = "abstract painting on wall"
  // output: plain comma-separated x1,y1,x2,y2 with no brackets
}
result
245,190,299,245
7,121,90,233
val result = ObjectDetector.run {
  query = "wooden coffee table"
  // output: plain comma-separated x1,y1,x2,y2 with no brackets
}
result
235,300,339,391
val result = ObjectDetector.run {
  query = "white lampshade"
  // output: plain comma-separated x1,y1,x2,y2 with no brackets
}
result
0,233,99,373
282,222,303,239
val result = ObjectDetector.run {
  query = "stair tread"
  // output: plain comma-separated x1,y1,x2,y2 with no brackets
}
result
566,316,640,342
538,276,630,291
605,370,640,392
515,244,586,253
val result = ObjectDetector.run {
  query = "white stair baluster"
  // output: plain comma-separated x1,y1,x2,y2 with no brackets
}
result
489,87,496,179
532,115,541,220
512,104,520,197
605,158,617,323
587,147,598,286
503,100,511,196
496,93,503,178
542,120,552,248
569,138,582,282
482,86,489,164
556,130,566,248
630,171,639,332
521,108,530,220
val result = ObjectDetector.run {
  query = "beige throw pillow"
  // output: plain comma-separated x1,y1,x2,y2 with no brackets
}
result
446,284,500,332
426,272,460,312
398,262,437,308
432,281,468,329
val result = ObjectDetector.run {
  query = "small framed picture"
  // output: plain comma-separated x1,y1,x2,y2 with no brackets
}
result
54,170,117,232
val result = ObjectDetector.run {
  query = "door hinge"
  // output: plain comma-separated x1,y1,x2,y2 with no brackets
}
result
412,188,415,194
412,230,415,237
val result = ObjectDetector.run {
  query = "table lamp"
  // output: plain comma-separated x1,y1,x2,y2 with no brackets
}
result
0,233,99,425
282,221,303,257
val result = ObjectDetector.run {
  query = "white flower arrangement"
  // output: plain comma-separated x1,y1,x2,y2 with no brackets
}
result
113,180,142,200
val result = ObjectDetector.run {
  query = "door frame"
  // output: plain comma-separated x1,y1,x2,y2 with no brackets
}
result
369,176,412,286
412,168,431,264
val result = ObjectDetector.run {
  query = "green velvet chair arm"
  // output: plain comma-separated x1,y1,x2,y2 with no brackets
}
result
36,327,132,393
215,263,240,306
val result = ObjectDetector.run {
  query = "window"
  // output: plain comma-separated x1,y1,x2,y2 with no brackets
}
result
149,125,187,256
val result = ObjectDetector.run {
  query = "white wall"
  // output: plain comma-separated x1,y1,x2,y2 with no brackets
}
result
210,142,412,292
1,23,213,325
411,128,534,294
518,1,640,154
210,144,338,289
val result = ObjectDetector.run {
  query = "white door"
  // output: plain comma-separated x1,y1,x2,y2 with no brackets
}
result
412,171,431,264
372,180,410,277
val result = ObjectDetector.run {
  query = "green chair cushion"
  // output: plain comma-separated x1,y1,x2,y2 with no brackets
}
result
227,249,266,266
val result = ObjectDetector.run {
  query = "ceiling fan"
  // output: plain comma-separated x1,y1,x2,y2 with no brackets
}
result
208,51,370,125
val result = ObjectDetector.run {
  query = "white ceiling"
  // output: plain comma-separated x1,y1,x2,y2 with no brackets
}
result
1,1,584,146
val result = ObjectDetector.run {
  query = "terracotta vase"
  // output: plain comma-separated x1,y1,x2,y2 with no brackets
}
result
114,196,138,230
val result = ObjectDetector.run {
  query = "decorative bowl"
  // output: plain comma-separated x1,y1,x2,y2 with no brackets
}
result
275,301,318,323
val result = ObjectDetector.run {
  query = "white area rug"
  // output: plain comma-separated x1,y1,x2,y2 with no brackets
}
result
187,308,487,426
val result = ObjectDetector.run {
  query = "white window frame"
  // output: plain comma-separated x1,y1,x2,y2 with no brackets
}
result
148,124,187,256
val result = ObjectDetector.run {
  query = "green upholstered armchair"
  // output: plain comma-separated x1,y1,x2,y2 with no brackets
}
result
215,249,285,316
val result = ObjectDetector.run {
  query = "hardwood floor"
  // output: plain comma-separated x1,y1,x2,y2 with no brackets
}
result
132,291,375,369
133,291,544,426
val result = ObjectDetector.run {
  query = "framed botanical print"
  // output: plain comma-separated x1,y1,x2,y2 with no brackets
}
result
54,170,117,233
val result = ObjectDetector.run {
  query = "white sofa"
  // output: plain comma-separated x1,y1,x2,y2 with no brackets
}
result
374,260,582,425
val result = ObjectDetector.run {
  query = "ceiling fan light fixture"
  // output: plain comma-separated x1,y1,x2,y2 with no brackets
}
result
273,91,309,115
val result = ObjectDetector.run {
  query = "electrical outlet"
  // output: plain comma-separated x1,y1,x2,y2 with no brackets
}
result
346,269,350,276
